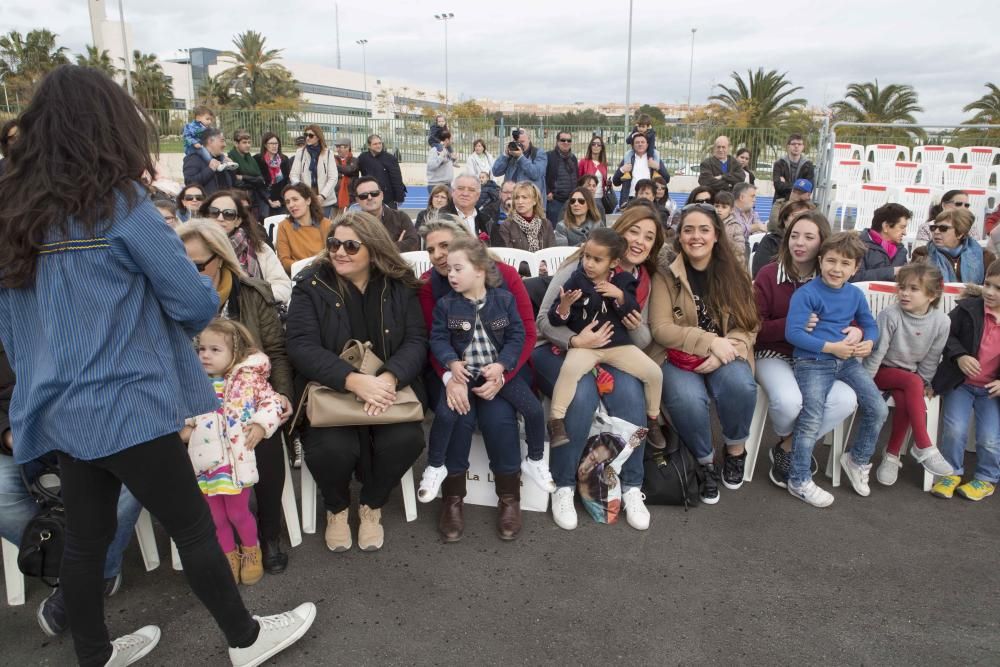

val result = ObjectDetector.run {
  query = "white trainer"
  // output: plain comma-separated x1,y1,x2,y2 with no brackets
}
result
103,625,161,666
229,603,317,667
551,487,577,530
840,452,872,497
787,479,834,508
417,465,448,503
876,453,902,486
521,458,556,493
621,488,650,530
910,445,955,476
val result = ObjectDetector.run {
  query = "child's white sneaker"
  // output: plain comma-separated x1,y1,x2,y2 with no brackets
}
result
228,603,316,667
621,488,650,530
876,453,902,486
910,445,955,476
840,452,872,497
417,465,448,502
787,479,834,508
520,457,556,493
551,487,577,530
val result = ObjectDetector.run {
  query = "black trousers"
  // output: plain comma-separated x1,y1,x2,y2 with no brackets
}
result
57,434,258,666
253,432,284,542
303,422,424,513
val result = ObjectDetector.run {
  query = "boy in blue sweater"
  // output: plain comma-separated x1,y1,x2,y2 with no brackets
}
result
785,231,889,507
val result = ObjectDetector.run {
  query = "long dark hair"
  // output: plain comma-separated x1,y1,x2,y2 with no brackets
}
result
260,132,283,157
282,182,325,223
586,134,607,166
198,190,266,251
0,65,157,288
777,210,832,282
562,187,602,229
683,186,714,205
928,189,965,221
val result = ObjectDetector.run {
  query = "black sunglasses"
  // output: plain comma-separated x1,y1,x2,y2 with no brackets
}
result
193,254,217,272
183,194,205,202
591,141,603,147
327,238,365,254
929,224,954,233
945,201,971,208
356,190,381,200
558,138,573,143
209,207,239,222
569,197,587,205
304,132,316,138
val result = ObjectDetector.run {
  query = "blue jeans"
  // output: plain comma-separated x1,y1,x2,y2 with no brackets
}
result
660,359,757,463
790,358,888,486
546,199,566,226
939,383,1000,484
0,453,142,579
532,345,647,489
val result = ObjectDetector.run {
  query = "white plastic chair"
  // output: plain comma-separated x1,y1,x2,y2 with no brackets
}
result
872,161,922,187
300,462,417,535
897,187,939,235
961,188,995,239
833,184,893,230
832,142,863,161
959,146,1000,168
747,232,766,270
913,145,958,165
854,281,898,317
489,247,538,276
133,509,160,572
290,257,313,279
533,246,578,276
934,164,984,189
264,214,286,246
830,159,873,189
2,537,24,606
400,250,432,278
865,144,910,163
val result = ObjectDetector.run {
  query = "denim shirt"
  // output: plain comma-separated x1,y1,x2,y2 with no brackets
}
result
430,287,524,372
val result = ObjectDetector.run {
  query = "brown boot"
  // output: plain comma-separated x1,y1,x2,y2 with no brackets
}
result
646,417,667,449
547,418,569,447
494,472,522,541
438,474,466,543
224,549,240,583
239,545,264,585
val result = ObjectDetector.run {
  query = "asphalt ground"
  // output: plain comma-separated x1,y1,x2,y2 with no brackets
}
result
2,436,998,666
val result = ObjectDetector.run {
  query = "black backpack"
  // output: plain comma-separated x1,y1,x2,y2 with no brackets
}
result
17,457,65,584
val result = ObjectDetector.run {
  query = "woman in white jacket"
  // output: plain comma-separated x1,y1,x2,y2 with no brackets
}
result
198,191,292,304
465,138,495,181
288,124,337,217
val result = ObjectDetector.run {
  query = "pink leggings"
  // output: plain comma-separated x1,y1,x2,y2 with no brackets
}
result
205,489,258,553
874,366,932,456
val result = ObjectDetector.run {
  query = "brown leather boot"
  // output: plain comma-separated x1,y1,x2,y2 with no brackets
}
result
494,472,522,541
547,418,570,447
438,474,466,543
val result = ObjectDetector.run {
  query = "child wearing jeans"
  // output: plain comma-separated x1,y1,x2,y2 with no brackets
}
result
930,260,1000,502
546,227,667,449
183,106,236,172
420,238,555,502
785,231,889,507
864,264,954,485
181,319,284,584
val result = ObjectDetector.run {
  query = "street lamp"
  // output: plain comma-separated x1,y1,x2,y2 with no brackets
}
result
686,28,697,113
356,39,368,117
623,0,633,139
433,12,454,111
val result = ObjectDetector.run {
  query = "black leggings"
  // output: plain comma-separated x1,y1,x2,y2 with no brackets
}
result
253,432,285,542
57,434,259,666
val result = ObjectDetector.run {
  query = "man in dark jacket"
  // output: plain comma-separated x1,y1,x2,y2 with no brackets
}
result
698,135,745,194
355,176,419,252
772,134,815,202
182,128,236,195
358,134,406,208
612,134,670,208
448,174,497,242
545,131,579,224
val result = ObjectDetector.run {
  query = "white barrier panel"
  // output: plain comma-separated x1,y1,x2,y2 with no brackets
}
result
462,433,551,512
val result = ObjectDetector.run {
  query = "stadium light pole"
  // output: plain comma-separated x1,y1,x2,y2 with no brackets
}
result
623,0,633,139
356,39,368,117
434,13,454,112
686,28,697,112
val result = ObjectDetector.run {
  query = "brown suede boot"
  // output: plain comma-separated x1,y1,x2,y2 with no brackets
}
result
547,418,570,447
438,474,466,543
224,549,240,583
494,472,522,541
646,417,667,449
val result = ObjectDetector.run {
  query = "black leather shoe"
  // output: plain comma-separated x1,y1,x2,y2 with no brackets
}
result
261,538,288,574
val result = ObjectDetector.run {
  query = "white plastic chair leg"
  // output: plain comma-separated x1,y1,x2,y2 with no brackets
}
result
827,414,851,487
923,396,940,492
743,387,769,482
133,509,160,571
170,540,182,571
301,461,317,535
281,437,303,548
401,466,417,522
2,538,25,606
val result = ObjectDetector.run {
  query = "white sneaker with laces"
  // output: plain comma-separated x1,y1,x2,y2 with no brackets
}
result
621,487,650,530
520,458,556,493
103,625,161,666
840,452,872,497
229,602,317,667
417,464,448,503
876,453,902,486
551,487,577,530
910,445,955,476
787,479,834,508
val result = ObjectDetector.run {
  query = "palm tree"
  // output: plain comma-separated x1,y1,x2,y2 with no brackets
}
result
0,29,69,102
75,44,118,78
963,83,1000,125
216,31,298,109
831,80,925,144
128,51,173,111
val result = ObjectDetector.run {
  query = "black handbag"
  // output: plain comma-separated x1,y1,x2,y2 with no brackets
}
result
17,459,65,584
601,185,617,214
641,423,700,508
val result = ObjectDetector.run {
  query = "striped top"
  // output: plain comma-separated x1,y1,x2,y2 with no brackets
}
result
0,185,220,463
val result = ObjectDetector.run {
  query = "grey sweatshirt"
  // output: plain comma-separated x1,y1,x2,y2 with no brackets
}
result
864,303,950,384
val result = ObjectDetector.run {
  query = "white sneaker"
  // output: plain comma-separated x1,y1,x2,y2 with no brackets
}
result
876,453,902,486
787,479,834,508
103,625,161,666
551,487,577,530
621,488,650,530
910,445,955,476
520,458,556,493
229,603,317,667
417,464,448,503
840,452,872,497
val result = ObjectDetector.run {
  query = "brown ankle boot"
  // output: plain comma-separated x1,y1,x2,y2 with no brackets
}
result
646,417,667,449
494,472,522,541
548,418,569,447
438,474,466,543
224,549,240,583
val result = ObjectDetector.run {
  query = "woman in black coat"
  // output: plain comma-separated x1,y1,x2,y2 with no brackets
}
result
285,211,427,553
850,202,910,283
254,132,292,217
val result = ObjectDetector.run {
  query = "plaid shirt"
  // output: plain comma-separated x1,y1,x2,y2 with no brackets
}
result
462,298,497,378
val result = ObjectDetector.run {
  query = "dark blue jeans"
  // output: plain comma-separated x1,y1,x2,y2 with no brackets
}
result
425,367,526,475
532,345,646,489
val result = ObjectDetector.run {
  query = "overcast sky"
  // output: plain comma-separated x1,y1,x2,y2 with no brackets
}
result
4,0,998,124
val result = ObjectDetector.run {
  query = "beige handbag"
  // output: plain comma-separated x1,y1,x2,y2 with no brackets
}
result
292,340,424,428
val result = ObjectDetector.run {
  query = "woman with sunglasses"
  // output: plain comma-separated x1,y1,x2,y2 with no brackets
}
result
289,124,337,219
555,187,605,246
198,190,292,304
176,184,206,223
916,190,971,241
918,208,992,284
254,132,291,217
578,135,608,195
667,186,714,229
650,203,760,505
275,183,333,275
285,212,427,552
177,220,296,575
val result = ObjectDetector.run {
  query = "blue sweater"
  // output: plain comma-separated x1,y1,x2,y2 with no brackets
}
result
785,277,877,360
0,186,219,463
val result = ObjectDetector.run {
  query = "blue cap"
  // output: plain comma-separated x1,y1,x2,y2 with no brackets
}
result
793,178,813,193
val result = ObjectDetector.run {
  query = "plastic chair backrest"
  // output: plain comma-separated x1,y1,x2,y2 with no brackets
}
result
960,146,1000,168
940,283,965,314
264,214,286,245
290,258,313,278
866,144,910,163
913,145,957,164
857,281,897,317
489,247,538,276
833,143,863,161
831,159,871,186
400,250,432,279
872,161,921,186
533,246,578,276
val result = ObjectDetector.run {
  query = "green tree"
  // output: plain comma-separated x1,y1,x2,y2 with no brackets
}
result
0,29,69,101
197,73,234,108
963,83,1000,125
216,30,300,109
75,44,118,78
830,80,925,144
128,50,173,110
635,104,665,124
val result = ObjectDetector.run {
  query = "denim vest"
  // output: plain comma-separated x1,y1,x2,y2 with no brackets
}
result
430,287,524,372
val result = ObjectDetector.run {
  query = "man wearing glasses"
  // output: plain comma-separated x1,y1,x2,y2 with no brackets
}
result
772,134,815,202
354,176,419,252
358,134,407,209
545,131,579,224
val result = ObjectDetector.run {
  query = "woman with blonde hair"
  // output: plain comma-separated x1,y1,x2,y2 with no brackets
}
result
289,123,337,218
494,181,556,251
285,211,427,552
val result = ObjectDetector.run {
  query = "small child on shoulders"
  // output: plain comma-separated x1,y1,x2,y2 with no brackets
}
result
624,113,659,162
428,115,449,148
183,106,237,172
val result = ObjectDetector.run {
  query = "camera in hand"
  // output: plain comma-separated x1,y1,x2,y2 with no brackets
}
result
508,129,522,153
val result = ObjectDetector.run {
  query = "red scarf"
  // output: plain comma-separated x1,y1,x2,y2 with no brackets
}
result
615,264,651,307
